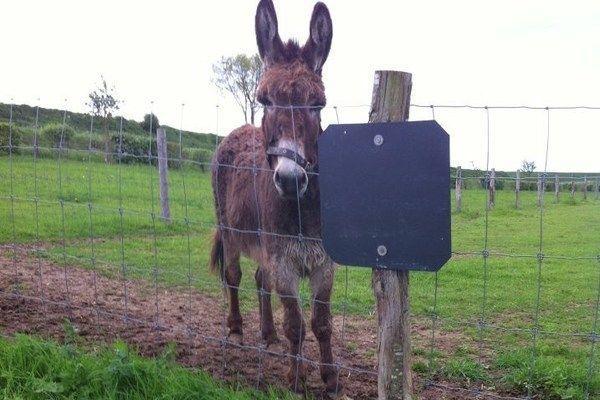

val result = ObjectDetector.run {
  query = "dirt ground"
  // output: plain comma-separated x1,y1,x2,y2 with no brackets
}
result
0,245,504,399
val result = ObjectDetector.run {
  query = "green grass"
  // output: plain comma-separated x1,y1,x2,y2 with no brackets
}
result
0,333,296,400
495,345,600,400
441,358,491,384
1,155,599,399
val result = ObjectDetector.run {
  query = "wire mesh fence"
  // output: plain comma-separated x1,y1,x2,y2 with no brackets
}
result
0,100,599,399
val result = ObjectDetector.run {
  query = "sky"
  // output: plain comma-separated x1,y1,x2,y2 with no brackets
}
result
1,0,600,172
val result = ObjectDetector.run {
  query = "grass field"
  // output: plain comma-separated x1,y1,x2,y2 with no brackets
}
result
1,155,599,399
0,334,295,400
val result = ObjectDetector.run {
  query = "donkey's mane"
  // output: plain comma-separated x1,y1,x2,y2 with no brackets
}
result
209,1,341,394
279,39,303,63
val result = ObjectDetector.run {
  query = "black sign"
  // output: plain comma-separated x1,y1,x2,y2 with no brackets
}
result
318,121,451,272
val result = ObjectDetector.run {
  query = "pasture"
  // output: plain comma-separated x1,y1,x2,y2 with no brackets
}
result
1,155,598,399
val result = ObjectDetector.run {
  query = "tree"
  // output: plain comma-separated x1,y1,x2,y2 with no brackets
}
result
141,113,160,134
520,160,536,175
87,75,121,163
212,54,262,125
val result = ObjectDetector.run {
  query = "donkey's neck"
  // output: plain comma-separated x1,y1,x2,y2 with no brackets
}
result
259,172,322,239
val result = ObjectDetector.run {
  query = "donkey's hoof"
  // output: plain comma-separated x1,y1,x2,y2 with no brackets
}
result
227,333,244,346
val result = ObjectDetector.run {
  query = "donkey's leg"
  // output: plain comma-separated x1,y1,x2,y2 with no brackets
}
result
224,247,243,343
276,269,307,392
255,267,278,345
310,263,341,396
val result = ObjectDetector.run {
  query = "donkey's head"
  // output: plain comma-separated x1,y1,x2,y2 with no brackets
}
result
255,0,332,200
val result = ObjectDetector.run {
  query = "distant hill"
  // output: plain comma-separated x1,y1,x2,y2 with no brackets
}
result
1,102,594,180
0,102,219,150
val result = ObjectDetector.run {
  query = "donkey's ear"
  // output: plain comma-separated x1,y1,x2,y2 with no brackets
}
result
256,0,283,65
303,2,333,74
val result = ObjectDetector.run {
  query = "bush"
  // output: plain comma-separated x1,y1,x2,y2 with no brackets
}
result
0,122,22,155
41,123,75,149
478,177,505,190
110,132,154,164
69,132,104,152
182,147,213,171
164,142,181,168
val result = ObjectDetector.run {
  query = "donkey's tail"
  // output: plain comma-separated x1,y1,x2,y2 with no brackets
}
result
209,229,225,279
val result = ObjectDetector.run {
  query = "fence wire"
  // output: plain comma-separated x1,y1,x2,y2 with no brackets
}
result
0,101,598,400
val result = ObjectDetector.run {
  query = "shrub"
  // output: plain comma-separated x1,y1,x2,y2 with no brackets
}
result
110,132,154,164
478,177,505,190
41,123,75,149
165,142,182,168
182,147,213,171
69,132,104,152
0,122,22,155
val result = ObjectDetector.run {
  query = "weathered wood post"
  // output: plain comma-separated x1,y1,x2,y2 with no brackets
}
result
571,176,576,198
596,176,599,200
487,168,496,209
369,70,413,400
455,166,462,212
515,170,521,209
554,174,560,203
583,176,588,200
156,127,171,223
537,173,543,207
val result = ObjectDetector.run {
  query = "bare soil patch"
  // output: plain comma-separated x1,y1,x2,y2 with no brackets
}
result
0,245,500,399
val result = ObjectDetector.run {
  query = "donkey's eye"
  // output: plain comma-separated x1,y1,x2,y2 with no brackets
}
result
310,103,325,114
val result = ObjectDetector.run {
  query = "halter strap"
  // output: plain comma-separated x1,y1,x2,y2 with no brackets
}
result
266,146,318,173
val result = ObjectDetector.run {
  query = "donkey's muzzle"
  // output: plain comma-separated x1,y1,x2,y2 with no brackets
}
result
273,168,308,199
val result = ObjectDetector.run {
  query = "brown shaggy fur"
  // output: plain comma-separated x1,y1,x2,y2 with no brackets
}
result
209,0,341,396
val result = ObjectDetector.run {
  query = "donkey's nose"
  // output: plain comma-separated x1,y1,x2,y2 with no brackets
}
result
274,169,308,199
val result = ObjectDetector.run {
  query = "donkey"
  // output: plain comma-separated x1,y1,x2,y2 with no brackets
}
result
209,0,341,395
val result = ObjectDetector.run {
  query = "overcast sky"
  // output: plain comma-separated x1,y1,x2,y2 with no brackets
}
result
2,0,600,172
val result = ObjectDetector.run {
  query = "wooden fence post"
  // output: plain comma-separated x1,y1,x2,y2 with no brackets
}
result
583,176,588,200
596,177,599,200
537,174,543,207
369,70,413,400
554,174,560,203
488,168,496,209
515,170,521,209
571,177,576,198
156,127,171,223
455,166,462,212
